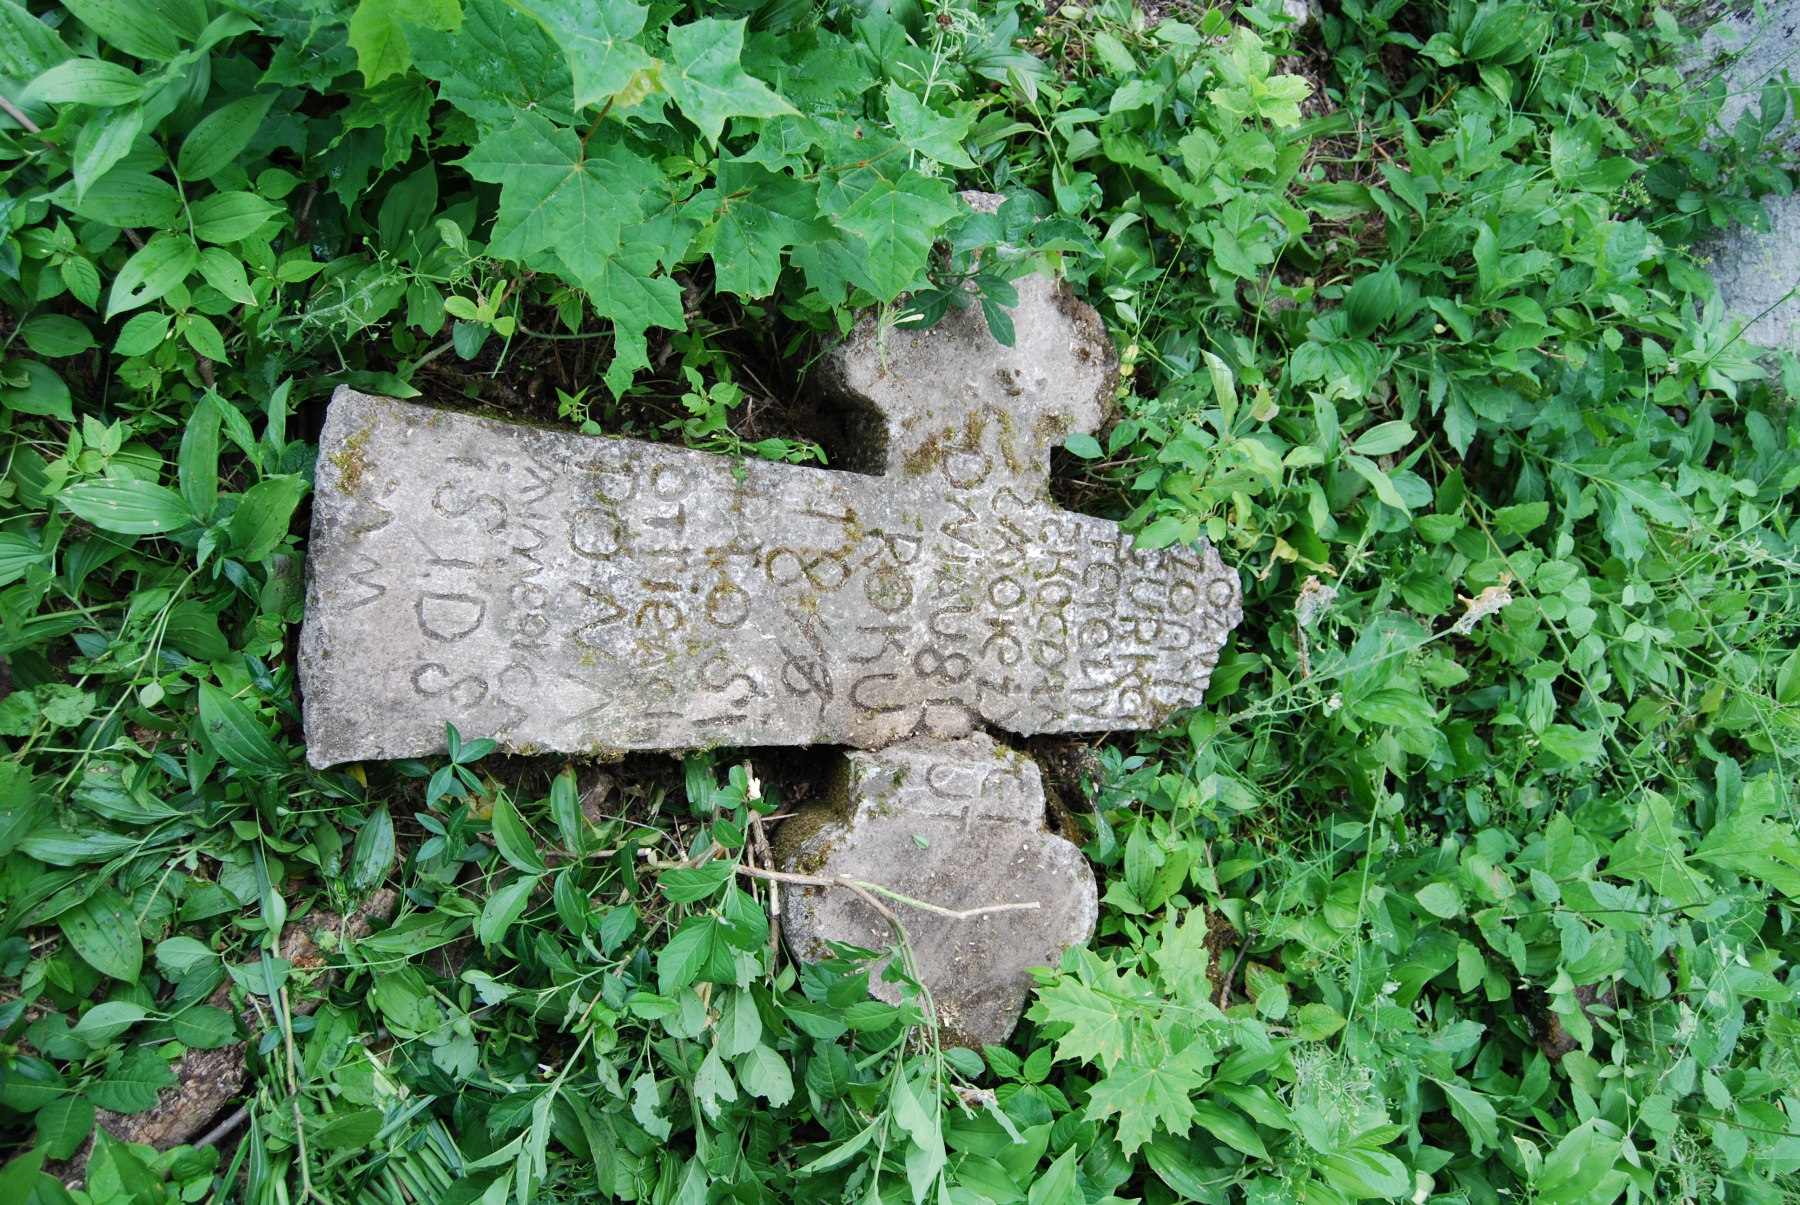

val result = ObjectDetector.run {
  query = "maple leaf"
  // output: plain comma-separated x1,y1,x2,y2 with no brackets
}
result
665,17,796,144
1082,1042,1210,1155
1035,976,1130,1071
508,0,651,110
884,83,974,169
348,0,461,85
834,171,963,302
458,115,660,281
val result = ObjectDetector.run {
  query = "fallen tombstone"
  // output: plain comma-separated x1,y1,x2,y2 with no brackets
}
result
774,734,1099,1045
300,267,1243,1040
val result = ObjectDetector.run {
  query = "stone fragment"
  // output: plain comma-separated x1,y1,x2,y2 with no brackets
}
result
1694,0,1800,353
775,734,1097,1045
299,274,1242,765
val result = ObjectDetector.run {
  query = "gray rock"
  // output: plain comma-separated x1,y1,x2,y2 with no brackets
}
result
1692,0,1800,352
299,273,1242,766
775,734,1098,1046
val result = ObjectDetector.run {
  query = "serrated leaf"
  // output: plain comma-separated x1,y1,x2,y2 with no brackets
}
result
350,0,461,84
1035,976,1129,1071
84,1046,175,1114
33,1095,94,1159
664,17,796,144
169,1004,237,1049
834,172,963,302
1084,1047,1210,1155
885,83,974,168
1414,881,1463,918
509,0,649,110
459,114,658,281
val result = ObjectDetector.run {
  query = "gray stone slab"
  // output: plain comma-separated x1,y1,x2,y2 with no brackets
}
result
775,734,1098,1046
298,273,1242,766
1693,0,1800,352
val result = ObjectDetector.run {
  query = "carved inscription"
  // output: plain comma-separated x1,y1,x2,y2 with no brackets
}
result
300,274,1243,765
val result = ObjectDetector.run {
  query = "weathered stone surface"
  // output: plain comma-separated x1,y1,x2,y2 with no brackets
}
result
299,273,1242,765
1694,0,1800,352
776,734,1097,1045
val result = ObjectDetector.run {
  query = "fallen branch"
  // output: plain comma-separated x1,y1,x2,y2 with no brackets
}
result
646,858,1043,920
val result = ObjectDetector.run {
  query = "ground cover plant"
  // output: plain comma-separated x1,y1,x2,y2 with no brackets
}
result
0,0,1798,1201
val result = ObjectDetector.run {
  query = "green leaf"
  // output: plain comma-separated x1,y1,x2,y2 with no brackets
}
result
180,313,228,361
1350,687,1436,728
74,104,145,202
70,170,181,229
170,1004,238,1049
179,392,221,521
885,83,974,168
459,114,659,285
1493,501,1549,534
1344,453,1410,512
1434,1079,1499,1154
197,248,257,307
1773,648,1799,705
478,873,539,948
29,59,144,106
658,861,733,903
553,869,588,934
178,94,277,182
19,315,96,358
59,478,193,534
549,766,583,852
664,17,797,144
0,360,73,421
190,191,281,243
1190,1100,1267,1159
350,805,396,892
33,1094,94,1160
657,914,720,993
1349,420,1415,457
197,682,288,776
1539,723,1604,765
491,793,548,874
0,539,34,590
735,1043,793,1106
85,1046,176,1113
1035,976,1129,1071
1316,1150,1412,1200
311,1110,383,1150
835,172,963,302
226,475,308,562
715,988,762,1057
1294,1002,1347,1040
407,0,570,127
60,0,180,60
59,884,142,982
72,1001,148,1044
509,0,649,110
349,0,461,84
106,233,198,319
1414,881,1463,918
1084,1047,1210,1155
1064,432,1104,459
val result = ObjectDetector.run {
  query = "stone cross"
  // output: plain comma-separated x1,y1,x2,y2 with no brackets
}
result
298,271,1243,1042
299,273,1240,762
